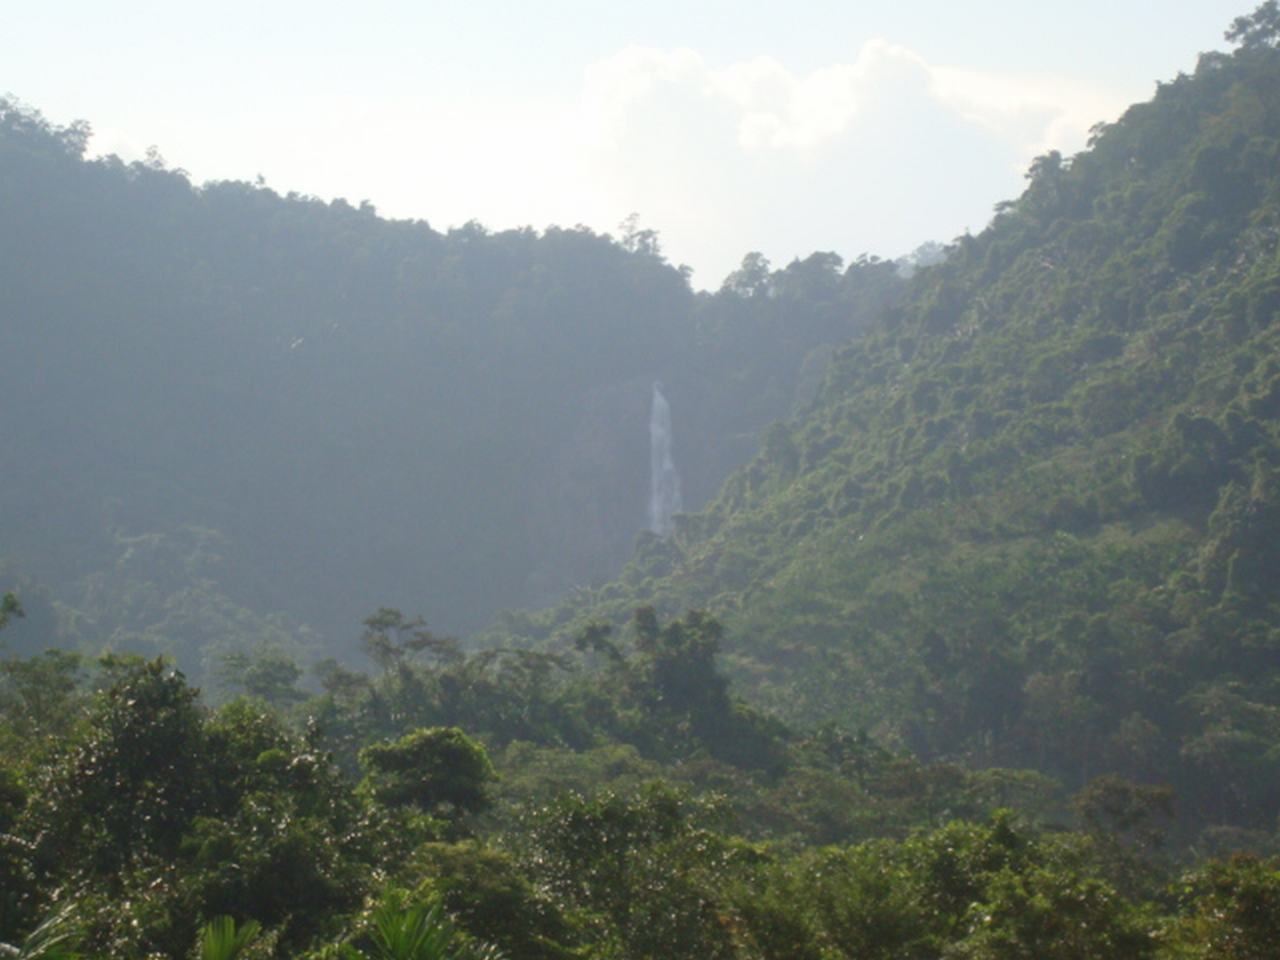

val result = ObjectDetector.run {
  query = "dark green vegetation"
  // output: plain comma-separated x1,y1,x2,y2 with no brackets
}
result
6,5,1280,958
4,621,1280,959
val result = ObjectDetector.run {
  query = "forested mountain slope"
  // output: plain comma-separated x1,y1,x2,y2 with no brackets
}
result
506,26,1280,831
0,102,901,671
10,11,1280,959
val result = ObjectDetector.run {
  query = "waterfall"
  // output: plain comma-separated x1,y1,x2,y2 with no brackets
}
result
649,381,683,536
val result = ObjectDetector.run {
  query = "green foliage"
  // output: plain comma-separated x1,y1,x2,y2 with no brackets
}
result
215,647,307,707
516,783,746,960
360,728,495,816
1073,775,1175,896
0,650,82,741
0,594,20,632
791,842,932,959
0,906,81,960
406,843,584,960
951,864,1153,959
1168,855,1280,958
0,639,1273,960
339,898,503,960
196,916,263,960
362,611,461,675
1227,2,1280,50
1,663,373,956
23,658,207,877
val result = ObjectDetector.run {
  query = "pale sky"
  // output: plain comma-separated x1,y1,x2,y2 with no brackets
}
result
1,1,1249,286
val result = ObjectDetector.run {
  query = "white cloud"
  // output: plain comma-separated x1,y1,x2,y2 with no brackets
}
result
929,61,1125,161
573,40,1131,285
83,39,1132,288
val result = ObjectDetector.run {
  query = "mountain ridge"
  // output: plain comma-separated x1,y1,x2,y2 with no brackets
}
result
0,95,904,674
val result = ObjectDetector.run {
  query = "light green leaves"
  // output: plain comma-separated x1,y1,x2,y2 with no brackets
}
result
197,916,262,960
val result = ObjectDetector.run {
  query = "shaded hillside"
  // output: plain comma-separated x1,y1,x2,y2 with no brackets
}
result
0,104,902,669
506,22,1280,832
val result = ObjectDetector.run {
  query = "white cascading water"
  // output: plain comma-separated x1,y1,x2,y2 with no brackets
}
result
648,381,683,536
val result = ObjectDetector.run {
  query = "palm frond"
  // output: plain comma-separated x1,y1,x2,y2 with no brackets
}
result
198,916,262,960
347,900,504,960
0,905,82,960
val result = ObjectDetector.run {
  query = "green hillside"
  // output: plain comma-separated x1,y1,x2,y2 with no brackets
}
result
505,17,1280,832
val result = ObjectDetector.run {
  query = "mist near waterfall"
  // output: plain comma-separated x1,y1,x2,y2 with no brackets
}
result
648,381,683,536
